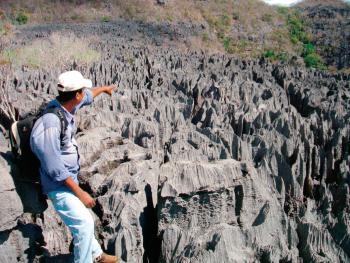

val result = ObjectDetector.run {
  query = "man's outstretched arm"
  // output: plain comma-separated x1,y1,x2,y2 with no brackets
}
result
91,85,116,98
74,85,116,112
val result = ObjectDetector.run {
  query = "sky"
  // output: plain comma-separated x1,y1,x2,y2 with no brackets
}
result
261,0,303,6
261,0,350,6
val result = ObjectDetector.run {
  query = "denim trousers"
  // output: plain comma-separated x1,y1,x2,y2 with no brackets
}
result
48,190,103,263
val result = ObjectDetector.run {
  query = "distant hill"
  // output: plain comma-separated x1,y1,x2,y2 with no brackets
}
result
0,0,350,71
297,0,350,70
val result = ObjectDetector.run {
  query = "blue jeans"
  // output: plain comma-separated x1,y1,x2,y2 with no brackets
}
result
48,190,103,263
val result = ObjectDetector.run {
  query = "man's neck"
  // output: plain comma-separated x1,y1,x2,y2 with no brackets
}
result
59,101,75,114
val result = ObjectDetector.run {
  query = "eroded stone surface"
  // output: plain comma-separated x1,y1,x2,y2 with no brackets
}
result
0,21,349,263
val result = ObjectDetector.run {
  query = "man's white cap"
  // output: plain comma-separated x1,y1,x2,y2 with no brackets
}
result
57,71,92,92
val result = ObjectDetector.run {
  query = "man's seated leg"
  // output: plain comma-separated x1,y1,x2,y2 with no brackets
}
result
48,190,103,263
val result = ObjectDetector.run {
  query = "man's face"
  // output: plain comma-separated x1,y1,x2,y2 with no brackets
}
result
75,89,84,104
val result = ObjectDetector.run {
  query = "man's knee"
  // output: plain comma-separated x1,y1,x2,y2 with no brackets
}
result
76,214,95,237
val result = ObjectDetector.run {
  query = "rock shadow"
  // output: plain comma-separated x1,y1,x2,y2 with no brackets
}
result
139,184,161,263
40,254,73,263
0,150,51,262
0,151,48,213
19,222,46,263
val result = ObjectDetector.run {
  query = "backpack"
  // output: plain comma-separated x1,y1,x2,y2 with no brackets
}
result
9,106,68,183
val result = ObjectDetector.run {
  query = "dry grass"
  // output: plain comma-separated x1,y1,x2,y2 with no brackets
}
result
0,32,100,70
339,67,350,75
0,0,284,24
0,0,300,60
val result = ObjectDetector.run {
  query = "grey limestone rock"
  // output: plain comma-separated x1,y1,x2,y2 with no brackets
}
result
0,155,23,232
0,21,349,262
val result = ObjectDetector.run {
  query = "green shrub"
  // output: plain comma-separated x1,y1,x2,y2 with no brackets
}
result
286,11,311,44
205,12,231,41
290,35,299,44
277,6,289,16
220,14,231,28
303,43,315,56
166,14,174,22
283,10,326,69
101,16,111,22
288,15,303,42
0,22,5,36
0,48,16,64
223,37,232,52
263,50,289,62
264,50,276,59
222,38,252,55
15,12,28,25
276,52,288,62
304,53,325,69
262,13,273,23
70,12,86,22
214,14,231,39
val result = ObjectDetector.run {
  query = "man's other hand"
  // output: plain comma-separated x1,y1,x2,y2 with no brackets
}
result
64,177,96,208
79,191,96,208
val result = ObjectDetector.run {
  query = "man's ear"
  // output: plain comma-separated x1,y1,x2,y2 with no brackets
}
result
75,90,83,100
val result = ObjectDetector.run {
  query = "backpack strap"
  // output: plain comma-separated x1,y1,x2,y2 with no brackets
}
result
44,107,68,145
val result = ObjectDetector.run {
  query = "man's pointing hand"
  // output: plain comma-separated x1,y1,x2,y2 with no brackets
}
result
91,85,117,98
104,85,117,96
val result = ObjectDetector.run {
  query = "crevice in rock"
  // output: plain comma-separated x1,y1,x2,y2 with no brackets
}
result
17,221,46,261
287,146,299,167
135,133,154,148
303,175,313,199
272,66,286,88
287,84,316,118
234,185,244,226
326,159,341,185
163,141,171,164
311,147,318,181
296,224,308,263
0,230,11,246
92,200,104,224
191,107,204,126
284,190,300,218
140,184,161,263
252,202,270,227
0,220,48,262
206,233,221,252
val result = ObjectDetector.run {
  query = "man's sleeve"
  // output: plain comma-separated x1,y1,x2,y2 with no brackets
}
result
31,114,70,182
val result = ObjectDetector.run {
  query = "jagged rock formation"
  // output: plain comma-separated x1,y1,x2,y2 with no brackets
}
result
0,21,349,262
298,0,350,69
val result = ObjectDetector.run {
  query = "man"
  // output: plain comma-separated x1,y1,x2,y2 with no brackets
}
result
30,71,118,263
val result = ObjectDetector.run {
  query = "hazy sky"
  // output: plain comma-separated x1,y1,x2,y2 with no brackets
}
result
262,0,302,6
262,0,350,6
